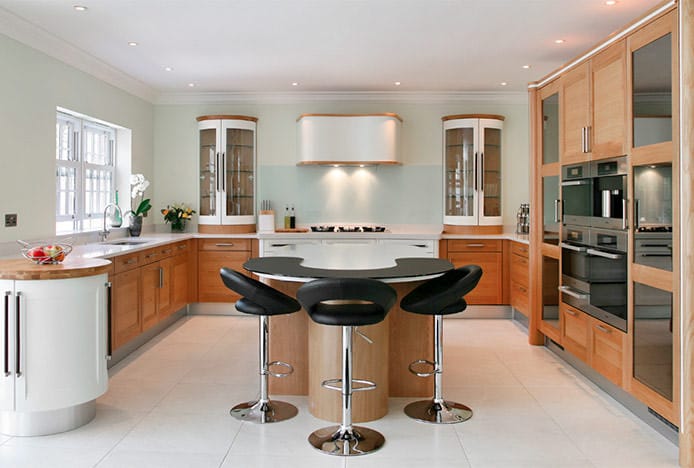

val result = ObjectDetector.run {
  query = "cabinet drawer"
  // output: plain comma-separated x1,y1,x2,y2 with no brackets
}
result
113,252,141,273
510,280,529,316
199,238,251,252
139,248,162,265
510,254,529,288
156,243,177,259
562,303,589,363
448,239,502,253
591,320,624,387
511,242,529,258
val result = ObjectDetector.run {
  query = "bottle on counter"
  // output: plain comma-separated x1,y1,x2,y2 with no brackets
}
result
284,205,290,229
110,190,123,227
290,205,296,229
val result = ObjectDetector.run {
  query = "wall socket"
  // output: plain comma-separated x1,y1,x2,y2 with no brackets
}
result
5,214,17,227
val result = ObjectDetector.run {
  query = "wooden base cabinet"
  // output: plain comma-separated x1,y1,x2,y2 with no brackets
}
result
446,239,503,304
112,269,141,350
198,238,252,302
509,242,529,316
561,303,625,387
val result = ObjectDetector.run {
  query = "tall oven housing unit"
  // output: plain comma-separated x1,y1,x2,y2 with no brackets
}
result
197,115,257,234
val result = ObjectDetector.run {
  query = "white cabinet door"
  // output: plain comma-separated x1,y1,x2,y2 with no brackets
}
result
0,280,14,412
377,239,436,258
14,275,108,412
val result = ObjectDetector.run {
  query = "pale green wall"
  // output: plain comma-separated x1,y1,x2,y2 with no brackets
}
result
154,99,530,227
0,34,154,242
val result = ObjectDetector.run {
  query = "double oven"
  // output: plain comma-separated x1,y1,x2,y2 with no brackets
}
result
560,156,628,332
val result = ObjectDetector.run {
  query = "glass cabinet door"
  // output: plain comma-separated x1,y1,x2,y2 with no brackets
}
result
542,255,560,330
444,125,476,221
633,281,673,401
542,93,560,164
224,127,255,217
542,175,560,245
633,163,672,271
199,126,218,218
482,126,502,218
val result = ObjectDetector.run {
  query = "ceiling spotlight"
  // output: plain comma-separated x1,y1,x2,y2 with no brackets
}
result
554,39,565,44
164,66,173,72
500,82,508,86
128,41,138,47
73,5,87,11
394,81,401,86
522,65,531,69
605,0,617,5
188,83,195,88
292,82,299,86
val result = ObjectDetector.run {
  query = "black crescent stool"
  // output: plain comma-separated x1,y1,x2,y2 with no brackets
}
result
220,268,301,423
297,278,397,457
400,265,483,424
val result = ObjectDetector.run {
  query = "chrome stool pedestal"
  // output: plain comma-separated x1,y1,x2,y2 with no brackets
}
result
230,314,297,423
307,326,384,456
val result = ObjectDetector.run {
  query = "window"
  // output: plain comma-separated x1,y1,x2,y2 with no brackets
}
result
56,112,117,233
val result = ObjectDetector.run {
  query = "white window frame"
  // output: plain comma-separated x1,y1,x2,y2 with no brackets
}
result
56,111,117,234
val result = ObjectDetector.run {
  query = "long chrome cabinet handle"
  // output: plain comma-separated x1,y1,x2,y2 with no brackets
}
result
215,243,235,247
586,248,623,260
556,199,561,223
581,127,585,153
634,199,640,230
15,292,21,378
585,126,591,153
159,267,164,289
480,152,485,189
622,199,627,230
216,152,220,192
560,242,587,252
562,179,591,186
3,291,10,376
558,285,589,300
106,282,112,360
221,152,226,193
474,152,478,191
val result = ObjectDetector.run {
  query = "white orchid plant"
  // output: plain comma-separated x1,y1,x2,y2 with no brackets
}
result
128,174,152,217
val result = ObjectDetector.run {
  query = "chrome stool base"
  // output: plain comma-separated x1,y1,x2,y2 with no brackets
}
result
404,399,473,424
230,399,298,424
308,425,385,456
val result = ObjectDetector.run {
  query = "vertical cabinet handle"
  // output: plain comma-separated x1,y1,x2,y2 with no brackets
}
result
106,282,112,360
480,152,485,190
634,199,640,230
215,152,220,192
159,267,164,289
221,152,226,193
3,291,10,377
15,292,21,378
554,199,562,223
473,152,478,191
586,126,591,153
622,199,627,230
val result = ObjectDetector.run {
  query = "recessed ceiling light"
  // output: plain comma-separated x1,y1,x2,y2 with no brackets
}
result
73,5,87,11
554,39,565,44
605,0,617,5
292,82,299,86
188,83,195,88
522,65,531,69
164,66,173,72
128,41,138,47
500,82,508,86
394,81,401,86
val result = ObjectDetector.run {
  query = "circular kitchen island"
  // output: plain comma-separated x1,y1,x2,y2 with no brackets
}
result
244,243,453,423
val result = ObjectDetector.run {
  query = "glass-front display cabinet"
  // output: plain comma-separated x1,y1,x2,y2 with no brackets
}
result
442,115,504,231
197,115,257,233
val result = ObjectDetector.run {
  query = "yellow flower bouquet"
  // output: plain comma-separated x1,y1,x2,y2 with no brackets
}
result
161,203,196,232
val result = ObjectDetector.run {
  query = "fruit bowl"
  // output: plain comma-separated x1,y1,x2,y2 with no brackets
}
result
18,240,73,265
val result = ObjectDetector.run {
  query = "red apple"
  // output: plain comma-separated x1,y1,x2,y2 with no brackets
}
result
27,246,46,260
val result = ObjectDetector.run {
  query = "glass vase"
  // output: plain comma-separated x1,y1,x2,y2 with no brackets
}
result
128,215,143,237
170,219,186,232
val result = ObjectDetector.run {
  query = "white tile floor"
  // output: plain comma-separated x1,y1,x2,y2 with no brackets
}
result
0,316,679,468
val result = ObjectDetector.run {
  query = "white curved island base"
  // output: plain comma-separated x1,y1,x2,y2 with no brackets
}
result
0,400,96,437
0,259,111,437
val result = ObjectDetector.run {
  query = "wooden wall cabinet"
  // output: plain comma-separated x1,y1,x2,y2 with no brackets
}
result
446,239,503,304
561,41,627,164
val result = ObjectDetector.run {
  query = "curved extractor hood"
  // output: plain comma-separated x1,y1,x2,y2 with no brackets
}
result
297,113,402,166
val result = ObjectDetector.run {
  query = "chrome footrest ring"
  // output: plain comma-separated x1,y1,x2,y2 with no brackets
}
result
320,378,377,392
408,359,436,377
268,360,294,378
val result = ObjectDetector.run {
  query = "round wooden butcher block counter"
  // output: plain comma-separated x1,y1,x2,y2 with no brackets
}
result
0,257,112,280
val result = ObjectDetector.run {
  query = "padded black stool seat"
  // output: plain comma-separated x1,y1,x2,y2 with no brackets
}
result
400,265,482,424
297,278,397,457
220,268,301,424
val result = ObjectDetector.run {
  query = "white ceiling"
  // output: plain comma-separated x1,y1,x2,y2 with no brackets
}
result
0,0,664,101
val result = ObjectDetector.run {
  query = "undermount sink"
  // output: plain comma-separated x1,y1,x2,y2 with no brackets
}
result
104,239,150,246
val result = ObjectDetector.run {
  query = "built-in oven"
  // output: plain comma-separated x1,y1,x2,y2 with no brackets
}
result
560,225,628,331
561,162,592,227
